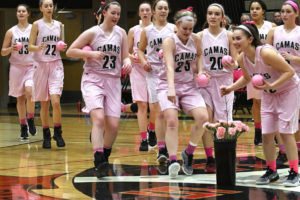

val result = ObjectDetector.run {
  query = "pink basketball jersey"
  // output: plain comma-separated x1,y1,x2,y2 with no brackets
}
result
84,25,123,78
34,19,61,62
258,21,272,44
202,28,231,77
273,25,300,74
243,45,299,94
133,24,151,53
159,33,197,84
9,24,34,65
145,23,175,64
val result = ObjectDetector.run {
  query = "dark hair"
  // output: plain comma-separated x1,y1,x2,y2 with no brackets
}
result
249,0,267,15
17,4,30,13
236,23,262,47
283,0,299,13
152,0,169,11
99,0,121,24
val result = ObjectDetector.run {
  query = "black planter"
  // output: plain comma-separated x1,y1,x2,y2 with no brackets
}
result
214,139,237,186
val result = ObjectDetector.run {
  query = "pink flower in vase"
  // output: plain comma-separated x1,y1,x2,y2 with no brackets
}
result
228,121,234,126
228,127,236,136
210,123,217,128
203,122,210,130
219,120,227,125
234,121,243,132
242,124,250,133
216,127,226,139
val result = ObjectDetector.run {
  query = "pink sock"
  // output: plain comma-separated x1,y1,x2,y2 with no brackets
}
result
20,119,26,125
158,141,166,150
140,131,147,140
121,104,126,112
148,122,155,130
93,148,104,154
279,144,286,153
27,113,34,119
297,142,300,151
43,126,49,129
169,155,177,162
54,123,61,127
266,160,276,172
204,147,213,158
288,160,299,174
186,142,197,155
254,122,261,129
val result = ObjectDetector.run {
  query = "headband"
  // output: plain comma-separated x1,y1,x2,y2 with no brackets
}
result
284,0,299,12
237,25,252,36
177,15,194,23
209,3,225,15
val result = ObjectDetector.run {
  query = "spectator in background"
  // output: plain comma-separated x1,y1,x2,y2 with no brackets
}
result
240,14,250,24
222,15,232,30
273,11,283,25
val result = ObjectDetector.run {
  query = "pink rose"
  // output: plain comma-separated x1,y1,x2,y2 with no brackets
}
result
219,120,227,125
228,127,236,135
228,121,234,126
203,122,210,129
216,127,226,139
242,125,250,133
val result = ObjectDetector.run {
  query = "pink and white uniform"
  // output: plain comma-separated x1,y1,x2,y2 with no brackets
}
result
81,25,124,118
129,24,150,102
247,21,273,99
145,23,175,103
157,33,206,113
32,19,64,101
243,45,299,134
273,25,300,77
200,28,234,121
9,24,34,97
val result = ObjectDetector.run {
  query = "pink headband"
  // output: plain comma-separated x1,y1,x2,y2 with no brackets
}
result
284,0,299,12
237,25,252,36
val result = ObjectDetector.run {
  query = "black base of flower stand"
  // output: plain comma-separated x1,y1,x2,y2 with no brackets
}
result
214,139,237,186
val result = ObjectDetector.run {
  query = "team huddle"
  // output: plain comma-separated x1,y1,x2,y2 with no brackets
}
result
1,0,300,187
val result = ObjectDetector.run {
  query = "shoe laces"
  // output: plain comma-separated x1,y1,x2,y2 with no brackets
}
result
262,167,275,178
187,153,193,166
286,168,298,180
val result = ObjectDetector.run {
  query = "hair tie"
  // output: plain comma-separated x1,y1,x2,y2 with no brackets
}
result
284,0,299,12
100,1,106,5
237,25,253,36
243,21,255,25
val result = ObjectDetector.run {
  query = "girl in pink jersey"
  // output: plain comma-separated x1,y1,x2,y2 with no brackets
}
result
266,0,300,165
221,23,299,187
197,3,238,173
161,10,208,178
66,1,131,178
249,0,276,145
138,0,175,164
29,0,66,149
128,2,157,151
1,4,36,140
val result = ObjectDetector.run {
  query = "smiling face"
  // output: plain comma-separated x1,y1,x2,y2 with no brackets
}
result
153,1,169,22
206,5,224,27
176,20,194,42
102,4,121,26
40,0,54,18
139,3,152,22
250,2,265,21
232,29,253,52
16,5,29,21
281,4,298,24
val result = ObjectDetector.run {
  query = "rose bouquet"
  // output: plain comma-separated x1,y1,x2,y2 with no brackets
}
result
203,120,249,141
